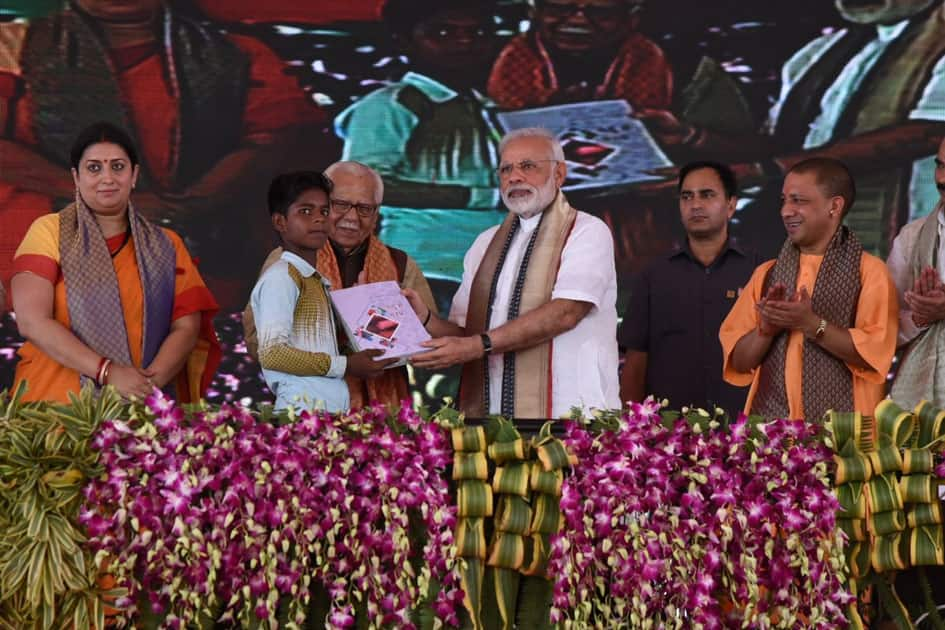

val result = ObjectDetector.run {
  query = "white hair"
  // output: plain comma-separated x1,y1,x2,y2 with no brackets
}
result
498,127,565,162
325,160,384,204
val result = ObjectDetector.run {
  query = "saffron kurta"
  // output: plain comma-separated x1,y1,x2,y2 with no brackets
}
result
12,214,220,403
719,253,898,419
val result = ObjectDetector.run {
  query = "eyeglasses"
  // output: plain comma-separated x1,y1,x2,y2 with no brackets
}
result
330,198,378,217
538,0,635,22
496,159,559,179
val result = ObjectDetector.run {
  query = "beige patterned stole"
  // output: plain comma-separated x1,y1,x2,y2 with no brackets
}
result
59,196,176,387
891,205,945,408
752,226,863,420
459,192,577,418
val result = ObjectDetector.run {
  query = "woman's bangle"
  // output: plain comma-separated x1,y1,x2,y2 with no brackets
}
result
95,357,108,386
422,308,432,328
101,360,113,386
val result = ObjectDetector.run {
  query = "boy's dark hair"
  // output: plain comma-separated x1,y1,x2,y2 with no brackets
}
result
381,0,493,37
787,157,856,217
70,122,139,170
267,171,333,216
678,161,737,198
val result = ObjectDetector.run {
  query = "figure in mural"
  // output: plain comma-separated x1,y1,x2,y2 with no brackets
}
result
720,158,898,420
487,0,673,110
334,0,505,287
0,0,325,309
407,127,620,418
619,161,759,417
242,161,438,409
641,0,945,257
887,136,945,408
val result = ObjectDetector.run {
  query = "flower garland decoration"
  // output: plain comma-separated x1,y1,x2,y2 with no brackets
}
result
80,391,465,629
547,399,854,629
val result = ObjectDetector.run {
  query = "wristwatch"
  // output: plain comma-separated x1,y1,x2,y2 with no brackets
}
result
480,333,493,356
814,318,827,340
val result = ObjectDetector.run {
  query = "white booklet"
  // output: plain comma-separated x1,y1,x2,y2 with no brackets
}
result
329,280,432,367
495,99,673,194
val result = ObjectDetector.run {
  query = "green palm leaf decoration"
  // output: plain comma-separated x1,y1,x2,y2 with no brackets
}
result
0,383,120,630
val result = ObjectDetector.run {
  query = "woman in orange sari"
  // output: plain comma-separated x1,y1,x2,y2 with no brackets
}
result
11,122,219,402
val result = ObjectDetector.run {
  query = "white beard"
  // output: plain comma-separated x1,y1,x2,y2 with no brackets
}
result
501,174,558,218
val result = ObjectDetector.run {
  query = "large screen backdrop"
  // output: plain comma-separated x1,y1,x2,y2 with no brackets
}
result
1,0,943,406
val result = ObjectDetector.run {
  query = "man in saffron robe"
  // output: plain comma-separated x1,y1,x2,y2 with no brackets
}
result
719,158,898,420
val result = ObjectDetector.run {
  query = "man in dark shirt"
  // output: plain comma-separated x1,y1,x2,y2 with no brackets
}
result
618,161,758,416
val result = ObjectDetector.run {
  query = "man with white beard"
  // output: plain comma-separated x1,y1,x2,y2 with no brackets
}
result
407,127,620,418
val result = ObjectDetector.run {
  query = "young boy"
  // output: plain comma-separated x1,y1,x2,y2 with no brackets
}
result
250,171,394,411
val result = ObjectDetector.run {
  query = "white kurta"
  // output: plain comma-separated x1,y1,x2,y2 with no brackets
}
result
450,210,620,417
886,204,945,345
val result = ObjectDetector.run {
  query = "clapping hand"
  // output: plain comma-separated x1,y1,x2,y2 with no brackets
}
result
756,282,787,337
905,266,945,327
757,284,822,336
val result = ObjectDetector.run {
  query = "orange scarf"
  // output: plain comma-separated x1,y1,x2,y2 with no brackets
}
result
318,236,410,409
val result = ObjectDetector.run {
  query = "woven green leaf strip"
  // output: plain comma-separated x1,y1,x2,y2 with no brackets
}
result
826,410,874,629
522,422,567,581
830,400,945,629
485,417,530,630
450,419,571,630
828,411,874,575
866,402,913,574
875,400,945,571
902,401,945,568
451,426,490,630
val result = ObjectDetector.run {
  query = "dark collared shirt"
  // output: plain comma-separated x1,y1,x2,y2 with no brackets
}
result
329,239,369,289
618,240,761,417
328,238,409,289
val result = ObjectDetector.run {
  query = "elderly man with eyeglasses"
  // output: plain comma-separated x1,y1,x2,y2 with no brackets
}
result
406,127,620,418
487,0,672,110
243,161,437,409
